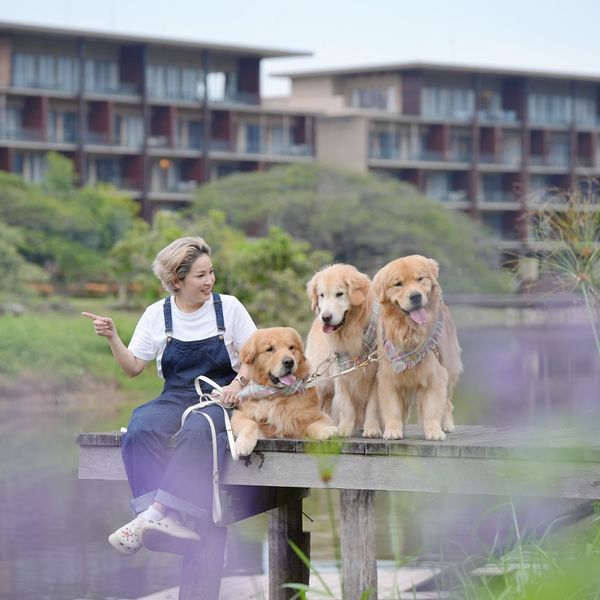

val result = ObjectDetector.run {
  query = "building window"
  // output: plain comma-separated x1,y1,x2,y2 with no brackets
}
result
85,59,119,94
147,65,205,101
48,110,78,143
422,85,475,119
12,53,37,87
245,123,261,153
13,152,46,183
528,92,571,125
350,85,395,111
88,158,122,186
12,53,79,91
114,114,144,147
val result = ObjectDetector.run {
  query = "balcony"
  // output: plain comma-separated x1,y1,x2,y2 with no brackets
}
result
447,149,472,163
369,147,400,160
416,150,445,162
85,131,111,145
151,180,198,194
210,91,260,106
477,109,519,123
529,154,570,168
0,126,45,142
479,191,519,203
85,82,140,97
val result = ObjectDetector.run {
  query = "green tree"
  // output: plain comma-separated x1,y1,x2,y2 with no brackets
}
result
188,164,515,294
0,154,139,285
0,221,47,294
222,226,332,330
107,210,187,304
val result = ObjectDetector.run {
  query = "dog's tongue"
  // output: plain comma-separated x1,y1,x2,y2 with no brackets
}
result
322,324,336,334
278,374,297,386
409,308,430,325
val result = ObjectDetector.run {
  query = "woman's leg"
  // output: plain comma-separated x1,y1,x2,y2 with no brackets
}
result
121,394,186,513
154,403,229,520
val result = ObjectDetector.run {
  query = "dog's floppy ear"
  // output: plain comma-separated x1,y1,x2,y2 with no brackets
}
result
425,258,440,281
288,327,305,354
372,268,388,303
306,273,320,313
287,327,309,377
346,269,371,306
239,332,259,365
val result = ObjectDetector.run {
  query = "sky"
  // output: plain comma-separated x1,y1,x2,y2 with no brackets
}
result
2,0,600,96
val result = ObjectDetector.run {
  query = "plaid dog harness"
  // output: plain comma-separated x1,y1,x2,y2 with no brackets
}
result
382,311,444,373
335,301,380,371
237,379,308,401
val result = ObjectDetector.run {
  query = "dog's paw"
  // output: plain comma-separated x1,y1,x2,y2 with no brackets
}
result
424,429,446,441
314,425,339,440
235,437,257,457
383,427,403,440
442,422,455,433
337,423,355,437
362,426,382,438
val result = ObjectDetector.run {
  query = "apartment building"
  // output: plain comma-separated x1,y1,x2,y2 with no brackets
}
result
275,62,600,254
0,21,316,218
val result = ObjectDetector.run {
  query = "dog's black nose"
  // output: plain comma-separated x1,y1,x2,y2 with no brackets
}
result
321,313,332,324
409,292,422,305
282,356,295,370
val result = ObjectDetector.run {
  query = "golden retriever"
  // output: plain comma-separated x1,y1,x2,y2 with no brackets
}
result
231,327,338,456
373,255,462,441
306,264,381,437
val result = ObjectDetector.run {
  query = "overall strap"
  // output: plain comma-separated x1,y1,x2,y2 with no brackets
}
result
212,293,226,334
163,296,173,342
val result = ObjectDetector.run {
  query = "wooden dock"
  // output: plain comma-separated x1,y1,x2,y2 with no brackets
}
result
77,425,600,600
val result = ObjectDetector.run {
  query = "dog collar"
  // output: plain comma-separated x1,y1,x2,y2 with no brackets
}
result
335,301,380,371
237,379,308,401
382,311,444,373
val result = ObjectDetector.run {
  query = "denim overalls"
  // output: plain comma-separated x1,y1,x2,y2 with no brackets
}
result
121,294,236,520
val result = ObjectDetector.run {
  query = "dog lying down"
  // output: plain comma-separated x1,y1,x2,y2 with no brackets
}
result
231,327,339,457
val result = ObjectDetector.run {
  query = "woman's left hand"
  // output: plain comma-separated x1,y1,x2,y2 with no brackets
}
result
220,380,242,407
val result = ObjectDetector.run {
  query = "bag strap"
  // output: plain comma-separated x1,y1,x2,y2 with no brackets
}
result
177,375,240,525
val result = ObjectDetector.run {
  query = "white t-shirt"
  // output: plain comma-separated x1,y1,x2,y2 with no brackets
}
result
128,294,256,378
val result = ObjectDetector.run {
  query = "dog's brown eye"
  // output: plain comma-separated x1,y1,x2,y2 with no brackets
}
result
288,345,295,350
393,281,403,287
335,291,344,297
265,345,274,352
417,276,425,282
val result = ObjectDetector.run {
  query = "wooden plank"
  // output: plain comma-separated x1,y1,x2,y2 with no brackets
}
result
340,489,377,600
77,426,600,460
221,452,600,499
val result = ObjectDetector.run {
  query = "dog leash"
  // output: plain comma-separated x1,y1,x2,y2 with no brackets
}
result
177,375,240,525
304,350,382,387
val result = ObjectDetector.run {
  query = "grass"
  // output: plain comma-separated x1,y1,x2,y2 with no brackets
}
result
1,298,161,397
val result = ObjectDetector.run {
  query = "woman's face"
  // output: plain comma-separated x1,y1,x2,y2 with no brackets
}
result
175,253,215,303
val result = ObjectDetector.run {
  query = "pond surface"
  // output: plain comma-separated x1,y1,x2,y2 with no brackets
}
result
1,321,598,599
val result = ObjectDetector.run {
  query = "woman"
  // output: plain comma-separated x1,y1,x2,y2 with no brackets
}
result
82,236,255,555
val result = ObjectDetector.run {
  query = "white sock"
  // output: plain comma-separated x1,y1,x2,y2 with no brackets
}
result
142,505,166,521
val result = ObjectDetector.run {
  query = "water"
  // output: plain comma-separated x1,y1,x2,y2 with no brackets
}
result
1,321,598,599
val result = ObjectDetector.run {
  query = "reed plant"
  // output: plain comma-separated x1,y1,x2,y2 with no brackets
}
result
529,180,600,360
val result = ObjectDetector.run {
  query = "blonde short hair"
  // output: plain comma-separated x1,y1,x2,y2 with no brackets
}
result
152,236,212,294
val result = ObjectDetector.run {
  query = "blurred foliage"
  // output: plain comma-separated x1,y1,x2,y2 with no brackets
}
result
188,164,515,294
0,153,138,284
0,220,47,294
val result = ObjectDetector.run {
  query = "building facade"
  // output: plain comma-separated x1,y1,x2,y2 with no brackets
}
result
275,62,600,254
0,21,316,218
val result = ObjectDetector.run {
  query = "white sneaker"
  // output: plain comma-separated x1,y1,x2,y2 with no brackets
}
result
108,514,145,555
140,513,201,555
